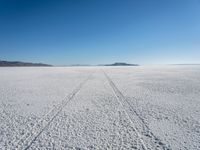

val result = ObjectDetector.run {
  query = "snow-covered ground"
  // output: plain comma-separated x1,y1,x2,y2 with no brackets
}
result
0,66,200,149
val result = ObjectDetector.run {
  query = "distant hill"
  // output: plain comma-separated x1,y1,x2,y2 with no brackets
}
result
0,60,52,67
69,64,91,66
101,62,139,66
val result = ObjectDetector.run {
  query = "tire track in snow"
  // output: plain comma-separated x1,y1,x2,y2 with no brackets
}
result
103,70,171,150
91,96,141,149
10,75,92,150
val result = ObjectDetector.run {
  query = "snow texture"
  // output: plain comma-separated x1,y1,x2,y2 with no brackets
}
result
0,66,200,149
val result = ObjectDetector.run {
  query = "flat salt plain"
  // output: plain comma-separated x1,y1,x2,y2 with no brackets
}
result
0,66,200,150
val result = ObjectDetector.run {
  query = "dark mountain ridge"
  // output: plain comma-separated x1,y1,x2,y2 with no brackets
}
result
100,62,139,66
0,60,52,67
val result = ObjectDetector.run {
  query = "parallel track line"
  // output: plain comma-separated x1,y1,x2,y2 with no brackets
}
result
11,75,91,150
103,70,171,150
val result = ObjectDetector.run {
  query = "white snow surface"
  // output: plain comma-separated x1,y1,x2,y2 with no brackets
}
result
0,66,200,149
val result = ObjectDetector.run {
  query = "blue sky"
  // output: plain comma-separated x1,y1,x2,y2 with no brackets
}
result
0,0,200,65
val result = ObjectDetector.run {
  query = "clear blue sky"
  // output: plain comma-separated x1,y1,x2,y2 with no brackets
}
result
0,0,200,65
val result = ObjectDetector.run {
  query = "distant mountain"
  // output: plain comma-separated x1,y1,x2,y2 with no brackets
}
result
101,62,139,66
0,60,52,67
69,64,91,66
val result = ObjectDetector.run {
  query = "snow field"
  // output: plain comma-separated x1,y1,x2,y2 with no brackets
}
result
0,66,200,149
104,65,200,149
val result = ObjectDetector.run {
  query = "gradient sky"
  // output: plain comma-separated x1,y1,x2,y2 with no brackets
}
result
0,0,200,65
